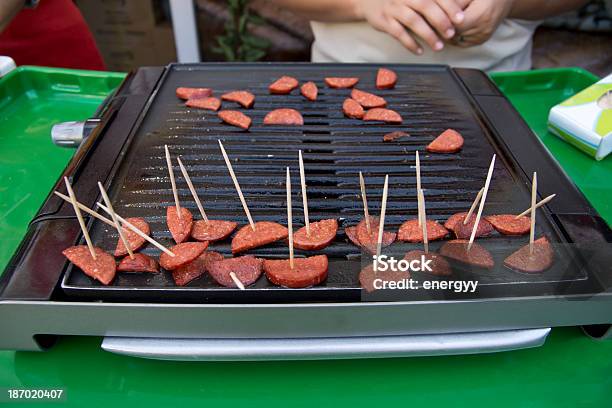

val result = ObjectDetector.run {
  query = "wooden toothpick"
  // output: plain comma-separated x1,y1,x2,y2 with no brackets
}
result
287,167,294,269
419,189,429,254
416,150,422,226
230,272,245,290
177,157,209,223
468,155,496,251
463,187,484,225
218,140,256,230
54,191,113,227
98,182,134,259
298,150,310,236
516,194,555,218
359,171,371,234
376,175,389,257
165,145,182,221
64,177,96,260
529,172,537,255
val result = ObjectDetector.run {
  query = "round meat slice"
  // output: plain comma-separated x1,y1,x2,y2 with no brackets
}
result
404,250,451,276
221,91,255,108
359,264,409,293
343,98,365,119
350,89,387,108
383,131,409,142
504,237,553,273
218,110,252,130
176,87,212,100
115,217,150,256
263,108,304,126
293,219,338,250
376,68,397,90
117,253,159,273
62,245,116,285
167,206,193,244
355,216,397,254
444,212,465,231
269,76,299,94
325,77,359,88
191,219,238,242
160,241,208,271
231,221,289,254
363,108,403,124
208,255,263,288
345,226,361,247
445,212,494,239
300,81,318,101
185,97,221,111
397,219,448,242
440,239,494,269
486,214,531,236
172,251,224,286
264,255,328,288
426,129,464,153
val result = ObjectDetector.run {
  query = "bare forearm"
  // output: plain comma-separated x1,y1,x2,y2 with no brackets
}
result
509,0,590,20
268,0,363,22
0,0,24,32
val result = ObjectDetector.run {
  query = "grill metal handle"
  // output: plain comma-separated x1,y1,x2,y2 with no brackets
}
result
102,328,550,361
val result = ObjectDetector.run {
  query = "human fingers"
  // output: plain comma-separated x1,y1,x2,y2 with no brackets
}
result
405,0,456,39
394,5,444,51
434,0,467,25
385,17,425,55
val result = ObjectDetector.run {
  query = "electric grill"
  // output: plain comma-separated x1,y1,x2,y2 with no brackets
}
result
1,63,610,359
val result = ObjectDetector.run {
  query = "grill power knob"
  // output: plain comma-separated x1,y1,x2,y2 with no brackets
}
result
51,119,101,147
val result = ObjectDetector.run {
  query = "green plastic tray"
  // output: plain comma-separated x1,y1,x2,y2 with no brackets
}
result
0,66,125,274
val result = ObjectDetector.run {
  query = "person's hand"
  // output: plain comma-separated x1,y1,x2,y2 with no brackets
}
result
356,0,469,55
452,0,515,47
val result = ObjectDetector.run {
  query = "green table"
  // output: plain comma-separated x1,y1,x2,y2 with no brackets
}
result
0,67,610,407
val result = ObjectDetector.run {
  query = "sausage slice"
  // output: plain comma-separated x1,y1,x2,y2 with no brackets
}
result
376,68,397,89
426,129,464,153
345,226,360,246
383,131,409,142
117,253,159,273
397,219,449,242
269,76,299,94
355,216,397,254
191,219,238,242
293,219,338,250
443,212,494,239
185,97,221,111
404,250,451,276
63,245,116,285
221,91,255,108
350,89,387,108
264,255,328,288
440,240,494,269
263,108,304,125
208,255,264,288
167,206,193,244
359,264,409,293
115,217,150,256
160,241,208,271
504,237,553,273
325,77,359,88
176,87,212,100
231,221,289,254
486,214,531,236
172,251,224,286
300,81,318,101
218,110,252,130
363,108,403,124
342,98,364,119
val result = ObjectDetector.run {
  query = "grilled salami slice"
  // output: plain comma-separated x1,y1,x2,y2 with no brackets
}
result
376,68,397,90
504,237,553,273
63,245,116,285
426,129,464,153
160,242,208,271
350,89,387,108
486,214,531,235
115,217,150,256
208,255,263,288
264,255,328,288
359,264,409,293
117,253,159,273
363,108,403,124
355,216,397,254
404,250,451,276
444,212,494,239
176,87,212,100
167,206,193,244
231,221,289,254
293,219,338,250
343,98,365,119
185,97,221,111
440,239,494,269
397,219,449,242
172,251,224,286
325,77,359,88
269,76,299,94
383,131,409,142
191,219,238,242
218,110,252,130
344,226,360,246
263,108,304,125
300,81,318,101
221,91,255,108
